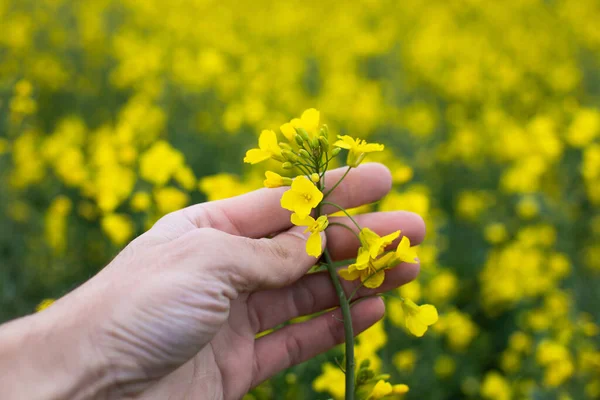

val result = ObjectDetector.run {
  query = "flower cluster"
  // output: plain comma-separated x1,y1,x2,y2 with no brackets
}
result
244,109,437,399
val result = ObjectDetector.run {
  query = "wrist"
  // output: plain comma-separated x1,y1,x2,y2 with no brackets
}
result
0,299,114,400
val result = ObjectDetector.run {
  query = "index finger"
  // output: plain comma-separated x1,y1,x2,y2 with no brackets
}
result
182,163,392,238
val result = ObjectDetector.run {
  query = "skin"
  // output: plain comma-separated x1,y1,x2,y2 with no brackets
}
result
0,163,425,400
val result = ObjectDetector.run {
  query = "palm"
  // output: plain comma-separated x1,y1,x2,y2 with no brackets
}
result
145,295,256,399
122,164,424,400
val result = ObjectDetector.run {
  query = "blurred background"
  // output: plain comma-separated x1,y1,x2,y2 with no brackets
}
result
1,0,599,398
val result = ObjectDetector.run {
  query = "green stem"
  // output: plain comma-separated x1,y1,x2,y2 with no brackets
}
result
323,166,352,199
321,201,362,231
316,172,355,399
323,248,355,400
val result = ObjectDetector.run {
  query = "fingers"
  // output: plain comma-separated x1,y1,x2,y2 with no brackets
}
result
225,225,327,292
251,297,385,387
247,260,419,333
174,163,392,238
326,211,426,261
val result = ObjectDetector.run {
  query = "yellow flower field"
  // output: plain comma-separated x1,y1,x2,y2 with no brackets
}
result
1,0,599,398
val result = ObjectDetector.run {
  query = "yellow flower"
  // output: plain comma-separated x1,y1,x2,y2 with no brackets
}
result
36,298,55,312
395,236,418,263
291,213,328,257
280,176,323,218
369,380,392,399
481,371,511,400
313,362,345,399
360,227,401,259
280,122,297,142
334,135,384,167
244,130,282,164
290,108,320,138
131,191,152,211
392,384,409,395
154,187,190,214
401,299,438,337
264,171,292,188
101,213,135,246
339,252,396,289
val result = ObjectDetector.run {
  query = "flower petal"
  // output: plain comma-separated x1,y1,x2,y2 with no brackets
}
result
291,213,315,227
406,316,428,337
306,231,323,257
244,149,271,164
362,269,385,289
417,304,439,326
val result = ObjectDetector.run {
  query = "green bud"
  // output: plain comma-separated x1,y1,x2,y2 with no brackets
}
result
356,368,375,385
331,147,342,156
296,127,310,141
282,150,297,161
310,138,319,149
282,162,293,169
319,136,329,152
298,149,311,159
310,173,320,183
373,373,391,382
279,142,292,150
320,124,329,136
282,177,293,185
359,359,371,370
294,134,304,146
271,154,285,162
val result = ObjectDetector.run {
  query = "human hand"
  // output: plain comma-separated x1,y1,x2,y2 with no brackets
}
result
0,163,425,400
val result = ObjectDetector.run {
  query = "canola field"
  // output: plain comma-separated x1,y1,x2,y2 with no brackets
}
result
1,0,600,399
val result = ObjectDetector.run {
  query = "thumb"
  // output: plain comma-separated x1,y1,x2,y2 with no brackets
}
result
225,225,327,292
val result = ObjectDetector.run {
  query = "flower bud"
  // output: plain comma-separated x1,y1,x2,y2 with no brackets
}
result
294,134,304,146
310,173,320,183
282,150,297,161
279,142,292,150
296,127,310,141
264,171,292,188
311,138,320,149
298,149,311,159
319,136,329,152
271,154,285,162
331,147,342,156
320,124,329,137
282,162,293,169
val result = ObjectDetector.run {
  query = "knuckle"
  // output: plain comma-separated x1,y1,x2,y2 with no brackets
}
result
284,332,303,366
327,312,345,344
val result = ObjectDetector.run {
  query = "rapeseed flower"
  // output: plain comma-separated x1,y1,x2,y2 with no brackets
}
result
368,380,392,399
263,171,292,188
339,252,396,289
244,130,282,164
334,135,384,167
290,108,320,138
280,176,323,218
291,213,328,257
360,228,401,260
401,299,438,337
394,236,418,264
